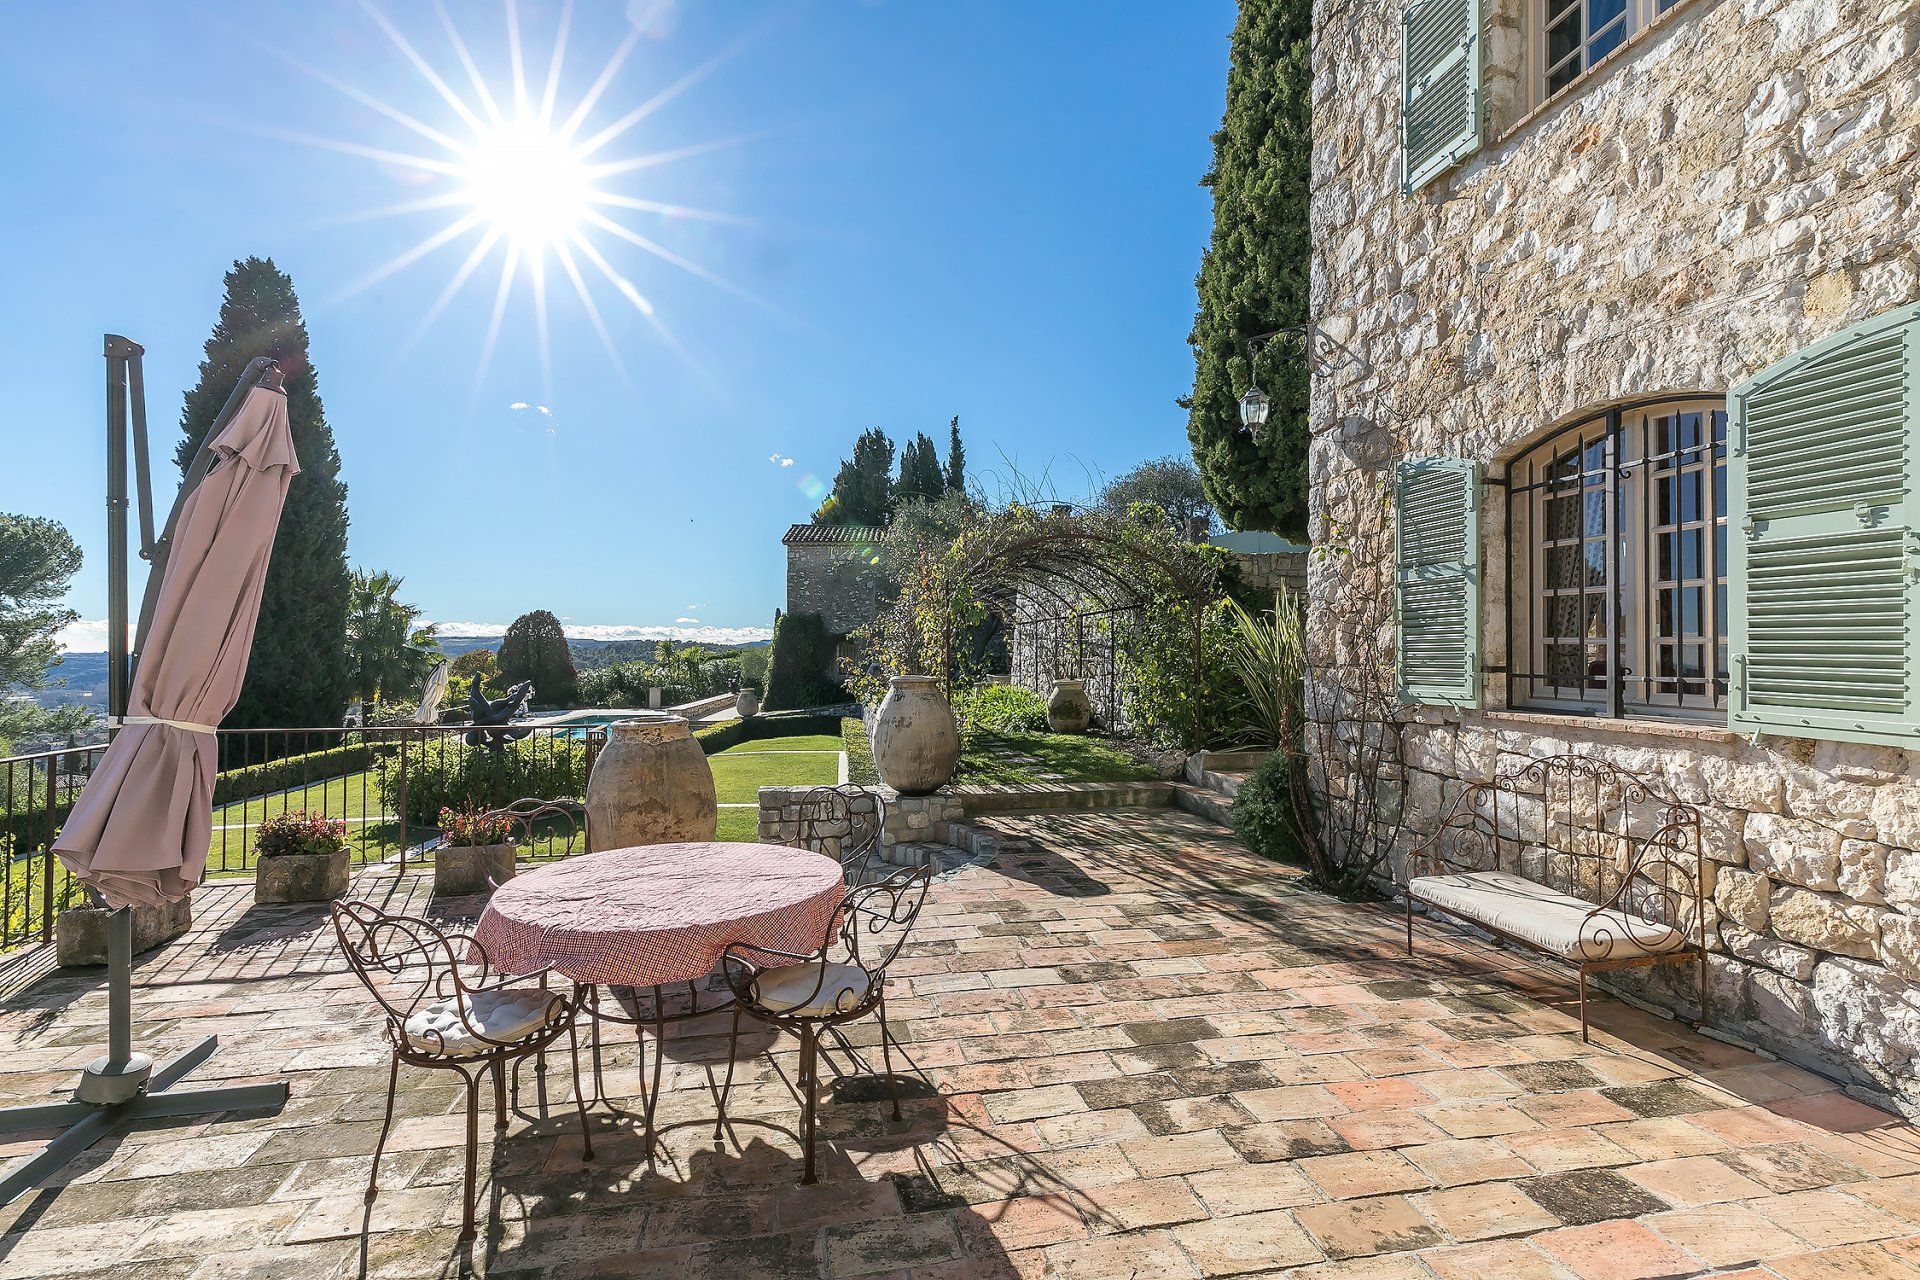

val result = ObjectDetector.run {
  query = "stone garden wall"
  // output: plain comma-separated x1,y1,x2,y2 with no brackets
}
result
1309,0,1920,1110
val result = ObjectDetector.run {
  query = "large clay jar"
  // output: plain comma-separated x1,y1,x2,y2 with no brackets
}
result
735,686,761,718
1047,679,1093,734
871,675,960,795
585,715,718,849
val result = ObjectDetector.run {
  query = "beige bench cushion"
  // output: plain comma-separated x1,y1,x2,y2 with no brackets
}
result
1409,870,1687,963
403,987,565,1055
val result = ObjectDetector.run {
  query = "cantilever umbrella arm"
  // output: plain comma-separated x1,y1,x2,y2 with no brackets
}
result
0,346,290,1206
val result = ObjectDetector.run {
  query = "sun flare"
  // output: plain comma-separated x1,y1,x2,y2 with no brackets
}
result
459,123,594,249
264,3,766,403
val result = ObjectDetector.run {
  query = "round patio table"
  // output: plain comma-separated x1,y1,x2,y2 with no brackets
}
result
471,841,844,1145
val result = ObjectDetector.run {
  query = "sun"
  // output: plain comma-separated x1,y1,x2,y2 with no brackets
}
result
459,122,594,250
264,4,769,403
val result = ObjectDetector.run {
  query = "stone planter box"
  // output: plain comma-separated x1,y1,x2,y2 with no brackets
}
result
435,843,515,897
255,849,349,904
56,898,193,968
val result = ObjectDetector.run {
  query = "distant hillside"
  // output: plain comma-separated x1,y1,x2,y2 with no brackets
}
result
25,635,772,709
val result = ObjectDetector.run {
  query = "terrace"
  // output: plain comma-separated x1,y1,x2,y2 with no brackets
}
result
2,805,1916,1279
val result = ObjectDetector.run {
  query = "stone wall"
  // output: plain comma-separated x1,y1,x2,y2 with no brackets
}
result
784,537,890,638
1228,549,1309,600
1310,0,1920,1111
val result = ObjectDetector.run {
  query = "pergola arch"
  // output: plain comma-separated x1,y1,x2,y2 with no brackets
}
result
937,508,1224,746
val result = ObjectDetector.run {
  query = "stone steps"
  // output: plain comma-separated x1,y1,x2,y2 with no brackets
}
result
1171,782,1235,828
954,781,1176,816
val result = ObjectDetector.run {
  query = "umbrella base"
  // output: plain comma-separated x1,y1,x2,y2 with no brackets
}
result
0,1034,287,1203
0,910,288,1204
75,1050,153,1106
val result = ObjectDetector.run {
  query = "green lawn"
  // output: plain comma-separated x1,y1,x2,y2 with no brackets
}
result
716,806,760,842
708,750,839,805
956,731,1159,787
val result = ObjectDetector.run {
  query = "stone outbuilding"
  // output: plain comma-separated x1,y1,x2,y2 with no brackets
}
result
1309,0,1920,1113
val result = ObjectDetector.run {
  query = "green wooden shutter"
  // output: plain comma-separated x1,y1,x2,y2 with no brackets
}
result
1402,0,1481,194
1396,457,1481,707
1728,302,1920,748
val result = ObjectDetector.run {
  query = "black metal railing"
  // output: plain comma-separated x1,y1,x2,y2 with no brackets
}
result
1,744,107,951
0,723,606,953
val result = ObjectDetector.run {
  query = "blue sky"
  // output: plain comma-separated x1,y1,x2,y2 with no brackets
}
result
0,0,1235,646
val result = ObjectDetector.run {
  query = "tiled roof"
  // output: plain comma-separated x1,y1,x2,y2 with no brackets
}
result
782,523,888,545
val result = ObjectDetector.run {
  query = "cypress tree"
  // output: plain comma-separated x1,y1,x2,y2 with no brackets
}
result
896,432,944,506
176,257,352,730
498,610,578,707
1185,0,1312,538
943,416,966,494
814,428,896,526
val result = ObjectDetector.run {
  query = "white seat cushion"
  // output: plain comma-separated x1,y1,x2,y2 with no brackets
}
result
403,987,565,1055
751,961,873,1017
1409,870,1687,963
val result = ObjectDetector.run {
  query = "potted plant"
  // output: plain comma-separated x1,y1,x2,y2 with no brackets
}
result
253,810,351,904
434,805,518,897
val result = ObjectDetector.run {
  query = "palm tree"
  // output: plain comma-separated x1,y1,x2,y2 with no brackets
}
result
345,570,441,707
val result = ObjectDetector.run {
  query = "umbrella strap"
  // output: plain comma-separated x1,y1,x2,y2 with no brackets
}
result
112,715,218,734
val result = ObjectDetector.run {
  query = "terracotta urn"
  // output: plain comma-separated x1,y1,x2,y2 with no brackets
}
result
870,675,960,795
735,687,761,718
1047,679,1093,734
585,715,718,848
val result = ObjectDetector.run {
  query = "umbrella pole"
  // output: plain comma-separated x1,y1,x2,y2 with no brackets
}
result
0,346,290,1205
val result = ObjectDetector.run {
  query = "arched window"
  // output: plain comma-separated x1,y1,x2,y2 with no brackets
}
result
1508,398,1727,718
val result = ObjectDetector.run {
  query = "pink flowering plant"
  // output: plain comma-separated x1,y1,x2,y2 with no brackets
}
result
438,805,516,848
253,810,349,858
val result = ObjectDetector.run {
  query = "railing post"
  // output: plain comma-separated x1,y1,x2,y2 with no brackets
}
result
41,761,58,942
396,730,410,872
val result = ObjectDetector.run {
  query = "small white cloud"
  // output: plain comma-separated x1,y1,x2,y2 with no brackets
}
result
56,620,121,651
509,402,554,416
780,456,794,468
676,616,699,624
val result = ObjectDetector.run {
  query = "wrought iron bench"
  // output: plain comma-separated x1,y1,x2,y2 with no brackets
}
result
1405,754,1708,1041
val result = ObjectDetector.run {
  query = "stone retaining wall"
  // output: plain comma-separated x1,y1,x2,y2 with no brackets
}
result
1310,0,1920,1112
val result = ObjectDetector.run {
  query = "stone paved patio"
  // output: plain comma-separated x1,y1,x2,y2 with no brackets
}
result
1,808,1918,1278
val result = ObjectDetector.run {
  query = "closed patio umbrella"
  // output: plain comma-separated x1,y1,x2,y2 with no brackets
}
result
0,350,293,1204
54,376,300,906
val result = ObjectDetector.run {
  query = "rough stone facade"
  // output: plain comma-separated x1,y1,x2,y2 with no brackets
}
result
782,524,890,638
1310,0,1920,1111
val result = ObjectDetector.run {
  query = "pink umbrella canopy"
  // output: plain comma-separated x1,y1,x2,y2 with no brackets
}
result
55,383,300,908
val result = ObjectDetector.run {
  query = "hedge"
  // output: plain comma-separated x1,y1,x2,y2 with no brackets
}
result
211,742,380,807
763,611,842,710
378,734,592,826
840,717,878,785
694,711,842,756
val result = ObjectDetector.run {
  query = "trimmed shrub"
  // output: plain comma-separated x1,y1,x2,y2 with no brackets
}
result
694,711,841,756
212,742,378,807
954,684,1049,737
764,612,842,710
1230,750,1306,866
379,735,590,826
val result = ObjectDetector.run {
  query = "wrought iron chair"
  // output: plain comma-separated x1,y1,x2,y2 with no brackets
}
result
717,865,933,1183
330,900,594,1241
787,784,885,882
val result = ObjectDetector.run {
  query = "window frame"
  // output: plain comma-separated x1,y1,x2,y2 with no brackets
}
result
1505,396,1729,722
1527,0,1688,109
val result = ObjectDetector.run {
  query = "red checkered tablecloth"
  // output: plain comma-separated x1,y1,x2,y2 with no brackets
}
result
470,842,845,987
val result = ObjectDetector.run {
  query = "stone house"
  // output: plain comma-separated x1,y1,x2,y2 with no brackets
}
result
1310,0,1920,1111
782,523,890,683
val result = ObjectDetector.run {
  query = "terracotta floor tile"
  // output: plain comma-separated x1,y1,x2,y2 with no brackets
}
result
1752,1189,1912,1248
1644,1204,1807,1267
1235,1084,1348,1122
1171,1208,1324,1274
1328,1078,1436,1112
1401,1137,1536,1186
1853,1172,1920,1224
1294,1194,1443,1261
1420,1238,1578,1280
1117,1130,1242,1179
1039,1229,1199,1280
1299,1150,1435,1199
1505,1127,1636,1174
1079,1177,1208,1231
1771,1092,1911,1135
1415,1182,1561,1241
1425,1101,1540,1139
1722,1141,1870,1193
1617,1154,1773,1207
1534,1219,1704,1280
1598,1116,1730,1160
1288,1255,1435,1279
1185,1162,1323,1215
955,1195,1089,1253
1769,1242,1920,1280
1327,1109,1450,1151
